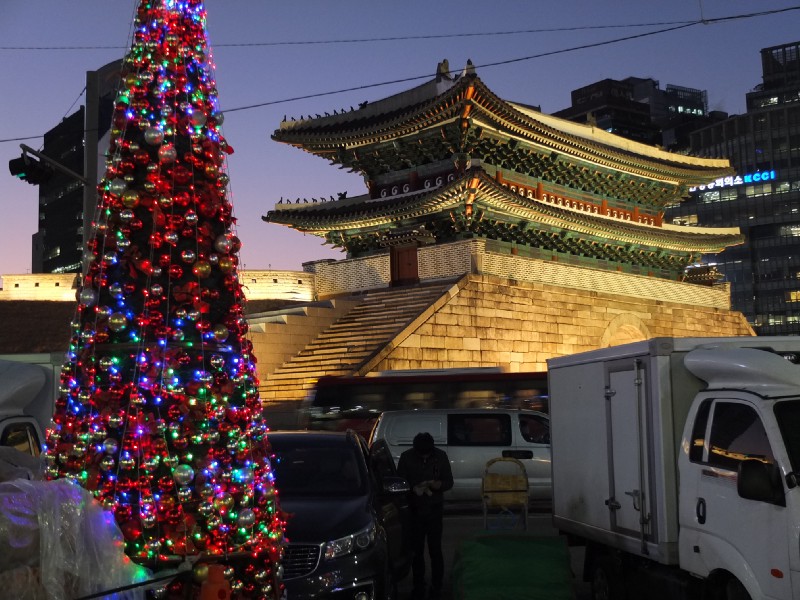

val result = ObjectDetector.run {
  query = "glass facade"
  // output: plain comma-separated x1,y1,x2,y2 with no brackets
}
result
32,61,119,274
38,109,86,274
665,41,800,335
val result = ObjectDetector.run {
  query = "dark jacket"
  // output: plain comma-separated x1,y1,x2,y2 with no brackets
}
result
396,446,454,514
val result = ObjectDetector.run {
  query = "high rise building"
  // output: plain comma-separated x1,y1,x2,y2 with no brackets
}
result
553,78,659,145
30,60,120,273
554,76,713,151
665,41,800,335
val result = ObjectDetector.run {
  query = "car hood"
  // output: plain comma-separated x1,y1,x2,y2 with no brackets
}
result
281,495,373,543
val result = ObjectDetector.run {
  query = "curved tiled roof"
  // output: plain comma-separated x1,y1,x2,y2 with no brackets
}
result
272,72,731,187
263,168,742,254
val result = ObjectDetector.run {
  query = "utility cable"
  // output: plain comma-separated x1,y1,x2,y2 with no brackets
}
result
0,19,699,51
1,5,798,143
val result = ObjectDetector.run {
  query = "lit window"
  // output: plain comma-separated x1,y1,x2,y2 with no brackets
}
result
672,214,698,226
745,184,773,197
780,225,800,237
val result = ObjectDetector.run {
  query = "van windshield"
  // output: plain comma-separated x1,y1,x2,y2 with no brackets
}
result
774,400,800,473
271,446,366,497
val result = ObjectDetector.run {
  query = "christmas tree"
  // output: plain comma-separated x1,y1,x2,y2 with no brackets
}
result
43,1,284,598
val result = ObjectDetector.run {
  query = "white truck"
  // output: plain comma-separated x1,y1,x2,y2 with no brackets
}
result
547,337,800,600
0,354,59,457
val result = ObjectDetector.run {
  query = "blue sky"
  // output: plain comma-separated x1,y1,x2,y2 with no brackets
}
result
1,0,798,277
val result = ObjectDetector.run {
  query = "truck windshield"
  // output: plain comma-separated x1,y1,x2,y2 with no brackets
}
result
774,400,800,473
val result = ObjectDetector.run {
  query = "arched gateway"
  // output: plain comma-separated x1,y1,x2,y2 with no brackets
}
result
256,61,753,403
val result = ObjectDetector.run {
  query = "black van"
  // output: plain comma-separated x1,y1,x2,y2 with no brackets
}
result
269,430,411,600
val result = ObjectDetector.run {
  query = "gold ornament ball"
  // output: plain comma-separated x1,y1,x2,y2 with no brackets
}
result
193,260,212,278
218,256,235,273
213,324,229,342
122,190,140,209
108,312,128,332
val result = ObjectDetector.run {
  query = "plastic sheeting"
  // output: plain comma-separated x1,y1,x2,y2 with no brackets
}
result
0,447,43,482
0,478,150,600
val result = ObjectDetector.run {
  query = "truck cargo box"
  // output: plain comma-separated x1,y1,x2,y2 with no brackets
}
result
547,336,800,565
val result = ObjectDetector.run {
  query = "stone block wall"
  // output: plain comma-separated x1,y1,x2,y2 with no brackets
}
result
237,270,315,302
309,254,390,298
418,240,477,281
0,274,79,301
301,239,734,312
373,274,754,373
477,247,732,309
0,270,315,302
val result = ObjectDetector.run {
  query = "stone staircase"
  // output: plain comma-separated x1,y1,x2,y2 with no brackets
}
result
248,298,361,379
259,280,459,402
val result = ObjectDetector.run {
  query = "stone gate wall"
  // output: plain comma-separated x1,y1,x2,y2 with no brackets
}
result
372,274,754,373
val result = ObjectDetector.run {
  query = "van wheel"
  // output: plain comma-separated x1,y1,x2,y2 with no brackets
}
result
724,579,751,600
591,555,625,600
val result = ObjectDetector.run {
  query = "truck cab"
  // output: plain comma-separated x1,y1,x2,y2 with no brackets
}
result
0,358,58,457
677,348,800,600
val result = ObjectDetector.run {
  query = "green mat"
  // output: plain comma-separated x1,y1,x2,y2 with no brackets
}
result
451,534,575,600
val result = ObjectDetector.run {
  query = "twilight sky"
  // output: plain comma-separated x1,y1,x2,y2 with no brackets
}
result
1,0,798,278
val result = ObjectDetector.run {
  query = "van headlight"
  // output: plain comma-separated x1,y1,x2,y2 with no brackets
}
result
323,523,376,559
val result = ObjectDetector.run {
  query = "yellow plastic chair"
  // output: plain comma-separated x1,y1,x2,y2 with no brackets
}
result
481,457,529,531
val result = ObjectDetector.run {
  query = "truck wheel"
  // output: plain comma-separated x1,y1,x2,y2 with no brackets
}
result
591,556,625,600
725,579,751,600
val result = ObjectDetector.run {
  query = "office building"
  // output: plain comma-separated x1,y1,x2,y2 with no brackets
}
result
665,41,800,334
554,76,713,151
30,60,120,273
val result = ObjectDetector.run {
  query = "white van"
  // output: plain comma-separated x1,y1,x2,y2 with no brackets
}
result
369,408,551,503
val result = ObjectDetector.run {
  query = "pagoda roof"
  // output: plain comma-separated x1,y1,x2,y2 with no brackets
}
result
273,63,732,188
264,168,742,254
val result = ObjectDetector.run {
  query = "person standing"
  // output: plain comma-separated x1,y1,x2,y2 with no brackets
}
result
397,432,454,599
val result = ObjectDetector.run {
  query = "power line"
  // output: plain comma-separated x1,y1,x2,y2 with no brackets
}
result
1,5,798,144
221,22,690,115
220,5,800,112
0,19,698,51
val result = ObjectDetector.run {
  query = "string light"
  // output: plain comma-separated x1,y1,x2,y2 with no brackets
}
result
43,1,285,598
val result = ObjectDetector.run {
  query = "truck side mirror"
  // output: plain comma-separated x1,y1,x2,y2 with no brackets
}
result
738,459,784,506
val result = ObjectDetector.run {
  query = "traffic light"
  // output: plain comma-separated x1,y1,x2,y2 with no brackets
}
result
8,154,54,185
